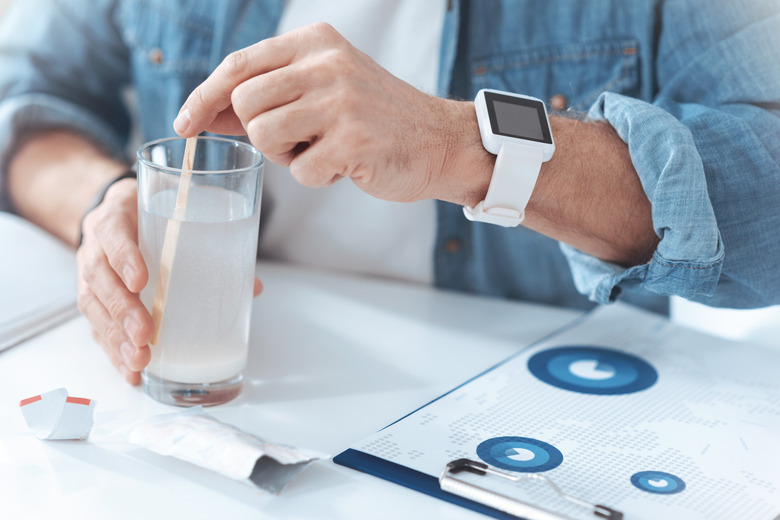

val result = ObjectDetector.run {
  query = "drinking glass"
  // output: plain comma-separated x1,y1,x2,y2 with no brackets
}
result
137,136,263,406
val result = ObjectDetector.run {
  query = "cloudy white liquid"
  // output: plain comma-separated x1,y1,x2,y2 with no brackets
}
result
139,185,259,383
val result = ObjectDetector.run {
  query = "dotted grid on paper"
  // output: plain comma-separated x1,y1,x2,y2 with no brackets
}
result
353,305,780,520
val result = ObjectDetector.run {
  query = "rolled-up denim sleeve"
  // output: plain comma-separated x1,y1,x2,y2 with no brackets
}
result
0,0,131,210
561,0,780,309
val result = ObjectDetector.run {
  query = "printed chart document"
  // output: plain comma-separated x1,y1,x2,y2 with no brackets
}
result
0,212,78,351
335,303,780,520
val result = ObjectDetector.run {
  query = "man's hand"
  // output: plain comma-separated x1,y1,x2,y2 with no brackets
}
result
172,22,656,268
77,181,265,385
173,22,487,206
77,179,153,384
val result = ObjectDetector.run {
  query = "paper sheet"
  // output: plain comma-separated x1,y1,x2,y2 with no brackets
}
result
347,303,780,520
0,212,78,350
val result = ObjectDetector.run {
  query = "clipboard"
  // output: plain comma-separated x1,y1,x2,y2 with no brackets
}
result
334,303,780,520
333,450,621,520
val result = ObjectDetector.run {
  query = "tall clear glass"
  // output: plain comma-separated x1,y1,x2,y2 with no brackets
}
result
137,136,263,406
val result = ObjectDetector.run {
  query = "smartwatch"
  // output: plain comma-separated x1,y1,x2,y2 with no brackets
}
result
464,89,555,227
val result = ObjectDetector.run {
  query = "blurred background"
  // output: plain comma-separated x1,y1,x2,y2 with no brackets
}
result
672,297,780,348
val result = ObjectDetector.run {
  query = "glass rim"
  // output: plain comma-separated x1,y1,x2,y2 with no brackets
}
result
136,136,264,176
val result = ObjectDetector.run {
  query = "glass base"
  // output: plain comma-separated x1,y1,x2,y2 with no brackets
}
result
142,371,243,407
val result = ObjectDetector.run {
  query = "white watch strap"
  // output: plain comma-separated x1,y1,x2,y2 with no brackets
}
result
464,142,544,227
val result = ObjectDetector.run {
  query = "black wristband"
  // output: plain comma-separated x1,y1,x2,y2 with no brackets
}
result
77,169,137,248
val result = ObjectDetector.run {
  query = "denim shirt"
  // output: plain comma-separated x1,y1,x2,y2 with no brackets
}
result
1,0,779,312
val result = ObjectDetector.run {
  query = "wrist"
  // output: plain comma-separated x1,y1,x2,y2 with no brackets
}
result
436,100,494,207
78,169,137,247
465,89,556,227
7,131,130,248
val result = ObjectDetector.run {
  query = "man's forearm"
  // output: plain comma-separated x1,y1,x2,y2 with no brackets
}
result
8,131,129,248
526,116,658,266
442,105,658,267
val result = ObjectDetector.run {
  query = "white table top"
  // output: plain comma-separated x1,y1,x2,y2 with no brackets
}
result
0,261,580,520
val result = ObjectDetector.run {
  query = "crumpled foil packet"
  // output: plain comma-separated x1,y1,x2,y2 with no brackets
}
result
126,408,328,494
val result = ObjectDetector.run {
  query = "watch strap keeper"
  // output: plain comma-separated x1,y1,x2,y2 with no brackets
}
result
482,142,543,222
77,169,136,247
463,142,543,227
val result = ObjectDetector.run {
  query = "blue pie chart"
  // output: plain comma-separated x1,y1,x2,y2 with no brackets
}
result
476,436,563,472
528,346,657,395
631,471,686,494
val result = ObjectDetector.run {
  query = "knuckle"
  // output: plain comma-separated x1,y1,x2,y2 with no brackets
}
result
310,21,339,42
246,117,269,146
105,293,129,322
278,105,303,134
104,178,137,204
230,84,249,116
79,249,102,283
313,48,353,82
103,321,127,348
107,239,136,266
327,48,351,70
289,161,321,188
222,49,249,80
81,209,100,238
91,208,111,237
77,286,95,315
192,85,209,110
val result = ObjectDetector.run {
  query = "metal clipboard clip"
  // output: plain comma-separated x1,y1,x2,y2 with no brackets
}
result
439,459,623,520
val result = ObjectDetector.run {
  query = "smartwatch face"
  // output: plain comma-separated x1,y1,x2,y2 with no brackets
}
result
485,91,553,145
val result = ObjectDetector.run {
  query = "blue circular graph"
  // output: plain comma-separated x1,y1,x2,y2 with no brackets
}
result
476,436,563,472
528,346,658,395
631,471,686,495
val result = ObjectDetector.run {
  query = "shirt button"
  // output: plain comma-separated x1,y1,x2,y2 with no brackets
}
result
444,238,462,254
149,48,164,65
550,94,568,111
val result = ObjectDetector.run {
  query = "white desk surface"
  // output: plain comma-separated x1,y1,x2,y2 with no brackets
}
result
0,261,580,520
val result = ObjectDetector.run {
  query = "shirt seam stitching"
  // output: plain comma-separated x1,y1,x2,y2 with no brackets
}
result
650,258,723,270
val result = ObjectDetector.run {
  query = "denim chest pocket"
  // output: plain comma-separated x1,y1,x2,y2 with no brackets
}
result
117,0,214,76
471,39,640,112
116,0,216,139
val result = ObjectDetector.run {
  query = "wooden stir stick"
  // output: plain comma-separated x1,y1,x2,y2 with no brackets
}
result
150,136,198,345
